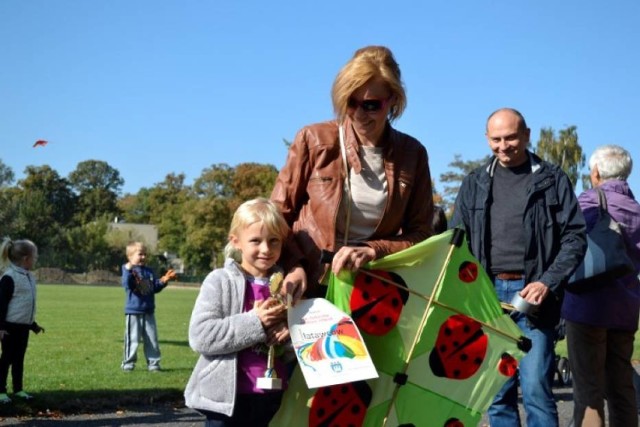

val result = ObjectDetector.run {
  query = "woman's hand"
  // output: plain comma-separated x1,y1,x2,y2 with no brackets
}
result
331,246,376,275
281,265,307,305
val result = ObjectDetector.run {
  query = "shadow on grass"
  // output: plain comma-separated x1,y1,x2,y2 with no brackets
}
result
158,339,190,348
0,388,189,420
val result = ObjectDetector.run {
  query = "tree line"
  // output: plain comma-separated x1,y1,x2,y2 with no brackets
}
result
0,125,584,279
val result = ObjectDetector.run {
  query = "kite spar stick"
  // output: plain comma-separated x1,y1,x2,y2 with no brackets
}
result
380,234,458,426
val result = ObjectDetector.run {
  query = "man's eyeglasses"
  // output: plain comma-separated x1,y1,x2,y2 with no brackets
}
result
347,96,391,113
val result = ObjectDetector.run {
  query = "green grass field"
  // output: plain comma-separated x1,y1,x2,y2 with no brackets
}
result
1,283,638,419
0,284,200,417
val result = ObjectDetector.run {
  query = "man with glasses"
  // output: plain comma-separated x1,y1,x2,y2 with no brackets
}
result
450,108,586,427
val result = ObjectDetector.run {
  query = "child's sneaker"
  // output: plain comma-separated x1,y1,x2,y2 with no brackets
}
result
0,393,12,403
14,391,33,400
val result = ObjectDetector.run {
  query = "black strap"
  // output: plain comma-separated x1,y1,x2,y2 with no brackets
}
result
596,187,608,217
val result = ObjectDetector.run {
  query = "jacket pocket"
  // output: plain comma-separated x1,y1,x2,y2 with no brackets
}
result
196,357,227,401
307,175,338,202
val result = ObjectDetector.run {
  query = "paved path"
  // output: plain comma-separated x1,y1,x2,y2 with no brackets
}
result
4,366,640,426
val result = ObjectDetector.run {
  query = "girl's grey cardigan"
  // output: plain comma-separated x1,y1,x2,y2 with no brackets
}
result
184,259,267,416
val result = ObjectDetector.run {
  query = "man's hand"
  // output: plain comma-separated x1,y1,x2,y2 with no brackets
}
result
281,265,307,305
0,330,8,340
520,281,549,305
33,325,45,334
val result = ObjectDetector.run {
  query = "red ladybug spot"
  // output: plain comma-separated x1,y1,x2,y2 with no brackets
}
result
350,270,409,336
429,315,487,379
498,353,518,377
309,381,372,427
444,418,464,427
458,261,478,283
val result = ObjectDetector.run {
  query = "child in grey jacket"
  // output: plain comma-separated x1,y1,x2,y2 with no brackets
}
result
185,198,292,427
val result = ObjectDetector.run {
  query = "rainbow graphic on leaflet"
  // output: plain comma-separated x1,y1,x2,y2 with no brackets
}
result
297,317,368,371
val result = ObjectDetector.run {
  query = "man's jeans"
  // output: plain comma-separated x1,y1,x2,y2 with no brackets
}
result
487,277,559,427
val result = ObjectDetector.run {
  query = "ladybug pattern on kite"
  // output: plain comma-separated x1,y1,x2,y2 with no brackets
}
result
309,381,372,427
458,261,478,283
429,314,488,380
349,270,409,336
444,418,464,427
497,352,518,377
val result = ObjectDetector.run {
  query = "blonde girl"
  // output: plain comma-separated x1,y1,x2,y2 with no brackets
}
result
185,198,292,427
0,238,45,404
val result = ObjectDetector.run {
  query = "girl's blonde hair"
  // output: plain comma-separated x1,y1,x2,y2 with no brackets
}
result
224,198,290,263
0,237,38,270
331,45,406,123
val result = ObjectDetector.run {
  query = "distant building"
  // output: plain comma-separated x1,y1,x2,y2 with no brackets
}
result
108,222,185,274
109,223,159,252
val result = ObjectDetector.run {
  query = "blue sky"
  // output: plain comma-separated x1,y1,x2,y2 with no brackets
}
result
2,1,639,196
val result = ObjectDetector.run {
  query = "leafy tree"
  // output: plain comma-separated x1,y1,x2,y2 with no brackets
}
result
117,189,153,224
66,220,121,272
534,126,585,189
192,164,234,199
0,160,14,188
182,197,232,274
431,180,444,206
13,166,76,265
0,187,20,237
232,163,279,202
146,173,191,255
68,160,124,223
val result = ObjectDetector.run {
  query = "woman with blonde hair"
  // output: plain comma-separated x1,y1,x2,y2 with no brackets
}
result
271,46,434,298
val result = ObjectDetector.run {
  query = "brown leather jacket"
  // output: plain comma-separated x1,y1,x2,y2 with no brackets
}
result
271,118,433,296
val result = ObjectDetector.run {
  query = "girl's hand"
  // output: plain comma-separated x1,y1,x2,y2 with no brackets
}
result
255,298,286,328
331,246,376,275
266,322,290,345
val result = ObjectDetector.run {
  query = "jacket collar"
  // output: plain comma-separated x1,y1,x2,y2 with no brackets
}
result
8,263,29,276
341,118,392,175
599,179,635,199
486,150,542,177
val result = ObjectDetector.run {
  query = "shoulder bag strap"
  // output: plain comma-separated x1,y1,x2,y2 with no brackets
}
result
339,124,351,246
596,187,608,216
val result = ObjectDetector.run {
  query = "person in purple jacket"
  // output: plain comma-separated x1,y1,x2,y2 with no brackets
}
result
562,144,640,426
